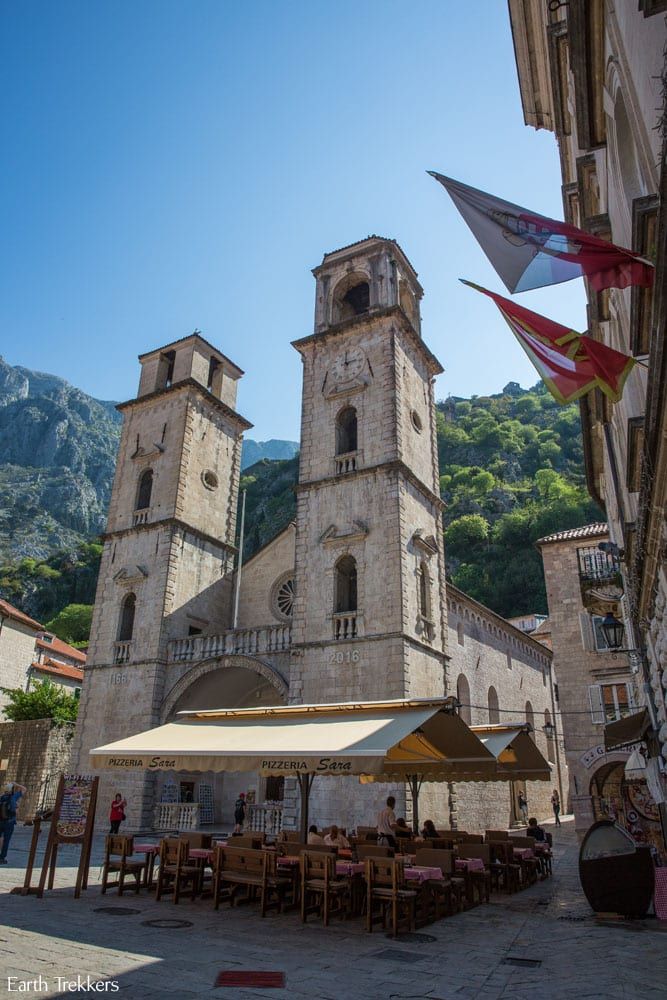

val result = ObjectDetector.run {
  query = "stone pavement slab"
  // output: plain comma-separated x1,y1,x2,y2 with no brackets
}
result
0,818,665,999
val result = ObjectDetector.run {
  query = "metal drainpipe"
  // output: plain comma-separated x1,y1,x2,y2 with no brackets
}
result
547,660,564,807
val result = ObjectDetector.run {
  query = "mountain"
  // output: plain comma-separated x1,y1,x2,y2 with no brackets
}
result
0,357,297,562
241,439,299,468
0,363,601,624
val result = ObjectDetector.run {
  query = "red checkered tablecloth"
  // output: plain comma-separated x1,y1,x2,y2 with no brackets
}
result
404,865,443,883
336,861,365,876
455,857,485,872
655,868,667,920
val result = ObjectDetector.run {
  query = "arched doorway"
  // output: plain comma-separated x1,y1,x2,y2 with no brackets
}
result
590,760,663,857
157,656,288,828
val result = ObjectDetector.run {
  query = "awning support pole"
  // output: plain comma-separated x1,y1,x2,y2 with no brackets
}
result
408,774,423,835
297,774,315,843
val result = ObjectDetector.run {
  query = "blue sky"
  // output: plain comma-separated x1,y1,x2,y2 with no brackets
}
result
0,1,586,440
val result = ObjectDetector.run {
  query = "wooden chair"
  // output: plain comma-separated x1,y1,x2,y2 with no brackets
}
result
211,844,231,909
355,844,395,861
179,832,212,849
298,843,338,855
485,829,510,843
365,858,417,937
101,836,146,896
414,848,464,915
456,844,492,904
300,851,350,926
509,836,542,884
231,834,264,849
457,833,484,844
488,840,520,894
428,837,458,850
279,830,302,843
356,826,378,841
215,847,290,917
155,838,201,904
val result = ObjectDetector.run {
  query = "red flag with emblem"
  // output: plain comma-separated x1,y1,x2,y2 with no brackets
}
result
462,281,637,404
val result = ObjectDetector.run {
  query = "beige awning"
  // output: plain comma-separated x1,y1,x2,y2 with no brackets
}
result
471,724,552,781
604,708,650,751
90,698,497,779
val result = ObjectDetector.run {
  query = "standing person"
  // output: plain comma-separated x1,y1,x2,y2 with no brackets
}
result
233,792,246,834
551,789,561,826
0,781,27,865
518,790,528,824
109,793,127,835
376,795,398,849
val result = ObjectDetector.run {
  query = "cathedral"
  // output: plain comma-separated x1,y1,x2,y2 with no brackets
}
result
73,237,563,832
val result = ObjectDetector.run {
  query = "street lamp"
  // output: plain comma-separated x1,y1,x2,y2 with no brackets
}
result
543,721,555,741
600,612,626,651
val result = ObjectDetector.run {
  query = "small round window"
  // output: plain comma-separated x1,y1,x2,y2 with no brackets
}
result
410,410,423,433
271,573,295,621
202,470,219,490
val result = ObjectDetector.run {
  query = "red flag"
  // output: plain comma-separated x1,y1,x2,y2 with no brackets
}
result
462,281,637,404
430,173,654,293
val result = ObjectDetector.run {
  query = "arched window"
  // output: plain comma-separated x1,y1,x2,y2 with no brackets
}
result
136,469,153,510
544,709,555,760
456,674,471,725
525,700,535,739
417,561,430,619
488,686,499,724
332,274,370,323
456,621,465,646
118,593,136,642
336,407,358,455
334,555,357,613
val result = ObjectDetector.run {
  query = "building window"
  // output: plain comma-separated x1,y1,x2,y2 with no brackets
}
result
525,700,535,736
588,683,635,724
417,562,430,619
334,555,357,613
456,674,471,725
626,417,644,493
271,573,295,621
631,196,658,356
488,686,499,724
332,274,370,323
506,651,512,670
136,469,153,511
202,470,219,491
336,407,358,456
457,622,464,646
118,593,136,642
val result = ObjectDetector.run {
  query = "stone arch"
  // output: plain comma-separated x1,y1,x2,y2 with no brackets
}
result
331,270,371,323
456,674,471,725
161,654,289,723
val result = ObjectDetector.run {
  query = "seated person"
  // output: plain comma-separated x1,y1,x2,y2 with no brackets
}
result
526,817,546,842
421,819,438,839
307,825,324,845
394,817,412,839
323,824,350,849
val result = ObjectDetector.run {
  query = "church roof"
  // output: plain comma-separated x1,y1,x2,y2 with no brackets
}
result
536,522,608,546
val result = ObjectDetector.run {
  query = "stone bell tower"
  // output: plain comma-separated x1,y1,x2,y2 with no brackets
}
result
290,236,448,704
289,237,449,827
73,333,252,826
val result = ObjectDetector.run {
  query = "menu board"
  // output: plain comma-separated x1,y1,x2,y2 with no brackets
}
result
56,776,96,838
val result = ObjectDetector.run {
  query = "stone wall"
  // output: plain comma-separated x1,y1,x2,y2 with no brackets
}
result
0,718,74,820
235,524,295,629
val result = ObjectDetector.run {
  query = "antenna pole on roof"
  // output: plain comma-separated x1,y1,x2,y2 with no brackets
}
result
232,489,247,629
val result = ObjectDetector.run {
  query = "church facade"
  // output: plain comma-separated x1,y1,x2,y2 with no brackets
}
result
73,237,563,831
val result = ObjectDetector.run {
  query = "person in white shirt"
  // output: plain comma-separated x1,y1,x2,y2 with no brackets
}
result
376,795,397,849
323,825,350,849
307,825,324,845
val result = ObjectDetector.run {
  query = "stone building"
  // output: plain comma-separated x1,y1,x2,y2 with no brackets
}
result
0,599,43,717
538,523,663,854
73,237,561,832
509,0,667,816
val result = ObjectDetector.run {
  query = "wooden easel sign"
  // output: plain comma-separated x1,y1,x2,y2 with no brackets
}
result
37,774,99,899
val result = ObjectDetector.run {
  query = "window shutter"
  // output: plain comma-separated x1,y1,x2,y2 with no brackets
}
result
588,685,605,724
626,684,636,709
580,612,595,652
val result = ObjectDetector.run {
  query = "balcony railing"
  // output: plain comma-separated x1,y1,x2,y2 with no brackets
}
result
577,545,624,613
113,641,132,664
334,451,358,475
133,508,150,526
333,611,359,640
168,624,292,663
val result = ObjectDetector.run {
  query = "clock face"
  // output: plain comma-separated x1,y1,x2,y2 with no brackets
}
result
331,348,365,383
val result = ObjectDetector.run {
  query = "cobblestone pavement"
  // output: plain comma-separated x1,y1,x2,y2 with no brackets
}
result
1,817,665,1000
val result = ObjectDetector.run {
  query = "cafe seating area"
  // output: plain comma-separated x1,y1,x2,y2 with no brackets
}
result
99,823,554,937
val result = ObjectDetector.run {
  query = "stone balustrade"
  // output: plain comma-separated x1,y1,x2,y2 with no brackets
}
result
333,611,359,640
133,508,150,526
153,801,200,831
113,641,132,664
247,802,284,836
168,623,292,663
334,450,358,475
